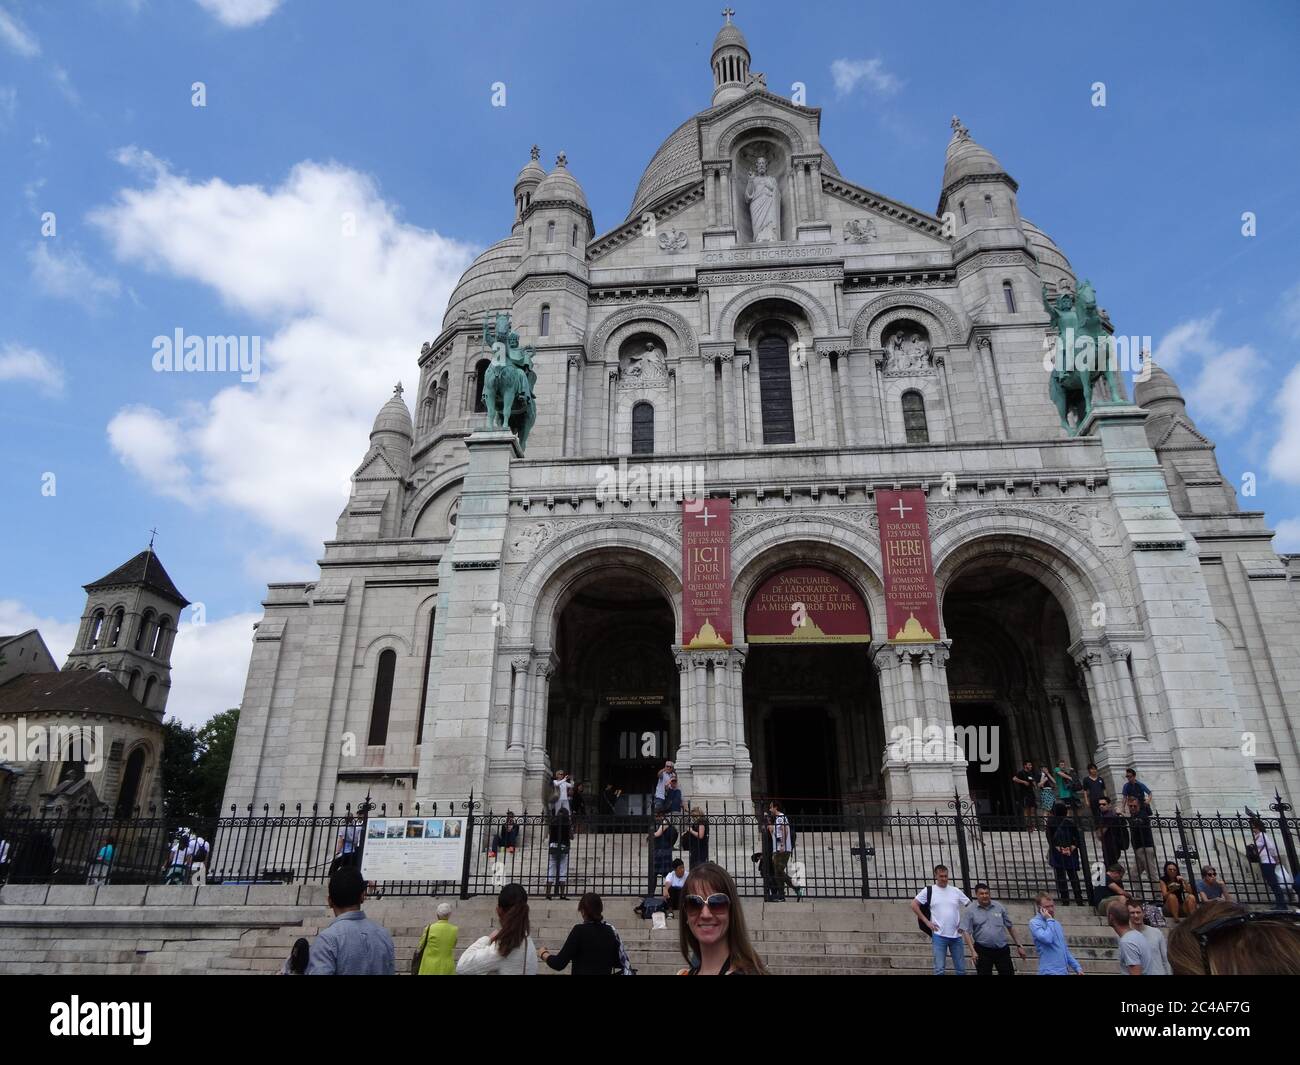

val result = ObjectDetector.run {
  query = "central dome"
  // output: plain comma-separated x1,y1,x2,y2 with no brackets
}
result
625,108,840,223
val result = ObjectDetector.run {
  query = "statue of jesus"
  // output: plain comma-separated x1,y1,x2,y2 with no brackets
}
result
745,156,781,242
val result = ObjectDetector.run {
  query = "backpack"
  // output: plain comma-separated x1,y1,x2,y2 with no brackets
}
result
634,896,666,919
916,885,934,937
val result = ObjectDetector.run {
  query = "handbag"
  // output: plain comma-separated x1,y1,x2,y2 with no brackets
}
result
1245,843,1259,862
410,923,431,976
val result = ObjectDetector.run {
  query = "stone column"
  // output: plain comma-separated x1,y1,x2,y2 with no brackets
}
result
606,368,618,454
693,653,711,745
508,656,530,753
809,159,825,220
668,367,678,451
565,356,579,456
526,656,555,770
1072,643,1126,772
873,353,890,445
719,164,733,228
728,647,752,802
734,355,749,444
788,163,802,227
816,350,838,445
674,650,694,767
719,353,737,449
1106,642,1147,743
745,353,762,445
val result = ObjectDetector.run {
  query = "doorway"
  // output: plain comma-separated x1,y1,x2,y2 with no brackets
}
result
764,706,838,815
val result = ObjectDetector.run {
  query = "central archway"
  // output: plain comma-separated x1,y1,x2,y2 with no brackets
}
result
547,567,678,816
740,561,880,815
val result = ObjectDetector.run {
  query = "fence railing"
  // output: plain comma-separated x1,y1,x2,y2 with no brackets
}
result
2,799,1297,908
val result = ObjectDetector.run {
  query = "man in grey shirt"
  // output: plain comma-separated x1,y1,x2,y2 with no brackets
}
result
1105,899,1152,975
1126,900,1169,975
960,883,1027,975
307,866,396,975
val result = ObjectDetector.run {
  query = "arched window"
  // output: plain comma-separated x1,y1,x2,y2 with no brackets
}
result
107,608,125,648
1003,280,1017,313
473,359,490,413
571,223,578,247
631,402,655,455
959,201,968,225
984,194,995,218
134,610,155,652
417,607,436,745
368,649,397,747
757,334,796,444
128,669,142,697
539,304,550,337
546,220,555,243
142,675,158,707
437,371,449,421
902,390,929,443
152,617,171,658
116,747,146,818
87,610,106,650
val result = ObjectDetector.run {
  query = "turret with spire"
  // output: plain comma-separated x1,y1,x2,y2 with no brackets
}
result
711,9,752,106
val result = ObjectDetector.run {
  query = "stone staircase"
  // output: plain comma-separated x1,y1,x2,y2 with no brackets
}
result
0,884,1122,976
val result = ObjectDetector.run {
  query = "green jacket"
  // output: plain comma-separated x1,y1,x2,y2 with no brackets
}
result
417,920,458,976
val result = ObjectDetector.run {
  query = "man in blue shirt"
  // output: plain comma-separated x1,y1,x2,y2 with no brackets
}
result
1121,768,1152,811
1028,892,1083,975
307,866,396,975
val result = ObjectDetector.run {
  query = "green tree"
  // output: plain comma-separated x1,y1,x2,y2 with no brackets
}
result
195,708,239,816
160,718,202,819
160,708,239,819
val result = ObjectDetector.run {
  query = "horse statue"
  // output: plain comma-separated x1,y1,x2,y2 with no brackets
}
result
1043,280,1124,435
481,312,537,451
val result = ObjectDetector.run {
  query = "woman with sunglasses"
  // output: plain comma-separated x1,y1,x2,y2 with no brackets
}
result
676,861,768,975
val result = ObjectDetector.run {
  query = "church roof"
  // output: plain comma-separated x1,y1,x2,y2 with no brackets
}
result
371,385,413,439
514,146,545,190
711,19,749,56
0,670,161,726
84,550,189,607
941,117,1013,200
442,233,523,332
534,154,589,210
1134,361,1185,409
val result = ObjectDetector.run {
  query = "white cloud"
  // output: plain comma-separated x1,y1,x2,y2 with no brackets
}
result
1267,364,1300,486
1181,343,1262,434
0,8,40,57
1152,312,1219,370
107,404,196,502
30,242,122,306
1280,279,1300,340
1152,313,1262,434
1274,518,1300,553
0,85,16,127
0,600,78,660
168,611,260,726
830,58,901,98
49,64,79,105
90,150,476,546
194,0,282,28
0,598,257,729
0,343,64,395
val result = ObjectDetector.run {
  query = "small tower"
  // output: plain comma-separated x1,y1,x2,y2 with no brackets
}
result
369,382,414,479
711,9,751,106
64,545,189,716
512,145,545,233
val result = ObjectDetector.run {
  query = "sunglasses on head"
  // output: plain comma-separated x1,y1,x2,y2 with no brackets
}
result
1196,910,1300,974
684,892,731,914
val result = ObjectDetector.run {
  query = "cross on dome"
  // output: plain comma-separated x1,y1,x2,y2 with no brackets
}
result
722,7,735,22
555,151,568,168
393,382,404,397
529,144,540,161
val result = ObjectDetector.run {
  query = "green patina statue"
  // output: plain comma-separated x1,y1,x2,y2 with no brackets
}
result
482,311,538,451
1043,279,1124,435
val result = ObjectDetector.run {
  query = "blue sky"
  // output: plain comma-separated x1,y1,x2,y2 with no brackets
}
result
2,0,1299,725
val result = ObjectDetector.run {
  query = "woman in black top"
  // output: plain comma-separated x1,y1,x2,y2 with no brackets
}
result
683,808,709,866
539,893,623,975
1160,862,1197,919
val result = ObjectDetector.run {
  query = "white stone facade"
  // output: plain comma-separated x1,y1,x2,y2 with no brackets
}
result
222,17,1300,819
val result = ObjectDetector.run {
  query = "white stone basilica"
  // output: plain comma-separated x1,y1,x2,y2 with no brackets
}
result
223,15,1300,817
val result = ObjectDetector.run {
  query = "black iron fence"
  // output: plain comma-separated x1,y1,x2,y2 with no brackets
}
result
2,798,1297,909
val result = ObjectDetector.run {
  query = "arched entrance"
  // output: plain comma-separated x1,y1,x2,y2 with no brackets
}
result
943,560,1096,817
547,569,677,815
741,564,881,815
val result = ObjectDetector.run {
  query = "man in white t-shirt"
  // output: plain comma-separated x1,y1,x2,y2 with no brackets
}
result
910,864,971,975
662,858,686,914
654,761,675,810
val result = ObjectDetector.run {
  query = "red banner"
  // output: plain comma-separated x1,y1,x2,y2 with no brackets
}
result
745,566,871,643
682,498,731,648
876,489,941,643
